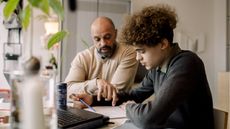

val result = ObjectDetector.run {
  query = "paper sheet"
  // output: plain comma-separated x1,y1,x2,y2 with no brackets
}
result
113,120,140,129
85,106,126,119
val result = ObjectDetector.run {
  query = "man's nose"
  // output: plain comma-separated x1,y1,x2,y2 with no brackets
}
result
100,39,107,46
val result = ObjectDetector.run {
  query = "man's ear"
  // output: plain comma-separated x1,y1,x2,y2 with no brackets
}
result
160,39,169,50
114,29,118,38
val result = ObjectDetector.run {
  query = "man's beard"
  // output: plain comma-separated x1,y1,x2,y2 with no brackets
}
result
97,44,116,59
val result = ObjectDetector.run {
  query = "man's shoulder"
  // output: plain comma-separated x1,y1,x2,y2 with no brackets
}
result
116,43,136,54
110,43,136,61
76,46,97,61
170,50,204,68
77,46,96,56
175,50,201,61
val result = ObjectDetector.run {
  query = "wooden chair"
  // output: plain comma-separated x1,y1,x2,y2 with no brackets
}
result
215,72,230,129
214,108,228,129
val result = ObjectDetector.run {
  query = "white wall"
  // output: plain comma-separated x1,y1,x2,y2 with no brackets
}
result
213,0,227,104
131,0,226,104
23,9,50,67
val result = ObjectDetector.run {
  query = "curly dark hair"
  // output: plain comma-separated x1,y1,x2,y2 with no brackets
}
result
119,4,178,47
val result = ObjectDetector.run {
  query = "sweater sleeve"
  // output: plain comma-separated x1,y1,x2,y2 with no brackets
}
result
65,53,98,98
126,54,202,128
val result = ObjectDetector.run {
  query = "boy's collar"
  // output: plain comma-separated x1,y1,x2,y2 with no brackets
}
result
157,43,181,73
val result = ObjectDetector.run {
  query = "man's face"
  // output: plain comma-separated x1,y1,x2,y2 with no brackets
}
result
91,23,117,59
135,43,166,70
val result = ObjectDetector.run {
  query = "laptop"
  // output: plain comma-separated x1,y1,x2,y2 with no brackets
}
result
58,107,109,129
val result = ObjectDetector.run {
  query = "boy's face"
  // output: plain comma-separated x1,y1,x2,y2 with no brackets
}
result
135,43,166,70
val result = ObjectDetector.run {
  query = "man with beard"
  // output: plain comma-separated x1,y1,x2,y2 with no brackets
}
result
65,17,138,106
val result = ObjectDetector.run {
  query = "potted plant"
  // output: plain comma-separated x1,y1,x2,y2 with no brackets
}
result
1,0,67,50
1,0,67,69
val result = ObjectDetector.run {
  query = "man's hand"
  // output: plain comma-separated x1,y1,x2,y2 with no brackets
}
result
96,79,118,106
69,93,93,109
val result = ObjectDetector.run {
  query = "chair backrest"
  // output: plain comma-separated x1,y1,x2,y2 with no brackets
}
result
134,62,148,83
214,108,228,129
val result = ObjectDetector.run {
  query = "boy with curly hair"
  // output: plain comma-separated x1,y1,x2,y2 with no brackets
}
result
71,4,214,129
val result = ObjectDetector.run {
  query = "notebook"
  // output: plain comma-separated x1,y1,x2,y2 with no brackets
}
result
85,106,126,119
58,107,109,129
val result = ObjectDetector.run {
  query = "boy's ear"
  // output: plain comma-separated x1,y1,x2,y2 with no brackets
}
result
160,39,169,50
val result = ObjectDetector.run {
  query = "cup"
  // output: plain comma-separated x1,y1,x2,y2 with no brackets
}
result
56,83,67,110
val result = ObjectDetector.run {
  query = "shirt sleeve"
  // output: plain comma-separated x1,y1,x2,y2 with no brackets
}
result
65,53,98,98
111,46,138,91
128,71,155,103
125,54,203,128
92,71,155,106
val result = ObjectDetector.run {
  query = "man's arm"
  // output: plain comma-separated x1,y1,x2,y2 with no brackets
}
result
65,53,98,98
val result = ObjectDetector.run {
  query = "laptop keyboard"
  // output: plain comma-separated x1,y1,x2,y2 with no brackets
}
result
58,109,87,128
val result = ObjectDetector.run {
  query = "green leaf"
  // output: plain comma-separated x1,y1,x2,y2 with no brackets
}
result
47,31,68,49
48,0,64,20
3,0,20,19
39,0,49,14
49,54,58,69
20,5,31,30
0,0,3,4
28,0,49,14
28,0,41,7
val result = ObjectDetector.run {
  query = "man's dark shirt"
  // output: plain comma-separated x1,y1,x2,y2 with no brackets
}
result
93,44,214,129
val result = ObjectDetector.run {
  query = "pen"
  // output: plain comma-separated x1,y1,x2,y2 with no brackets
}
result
79,99,96,112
